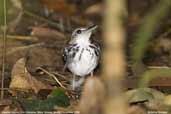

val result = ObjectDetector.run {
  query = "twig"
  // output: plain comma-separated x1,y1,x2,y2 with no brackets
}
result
23,10,62,30
1,0,7,101
6,43,44,56
147,66,171,69
0,88,10,91
128,64,171,69
0,35,38,41
37,67,66,89
53,72,68,80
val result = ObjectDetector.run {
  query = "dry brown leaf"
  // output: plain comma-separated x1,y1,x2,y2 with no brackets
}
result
9,58,52,94
41,0,77,16
0,99,24,114
144,100,165,110
30,27,66,41
0,105,23,114
85,3,103,15
128,13,141,28
25,46,63,74
128,105,146,114
0,99,12,106
150,37,171,54
164,95,171,106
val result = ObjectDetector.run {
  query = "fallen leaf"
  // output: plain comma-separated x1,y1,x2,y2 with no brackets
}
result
30,27,66,41
0,99,12,106
126,88,153,104
144,100,165,110
150,37,171,55
85,3,103,16
164,95,171,106
0,105,23,114
0,99,24,114
128,13,141,28
128,105,146,114
9,58,52,94
25,45,63,75
126,88,165,104
41,0,77,16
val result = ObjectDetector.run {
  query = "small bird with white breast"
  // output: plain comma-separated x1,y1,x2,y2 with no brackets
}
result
63,25,101,90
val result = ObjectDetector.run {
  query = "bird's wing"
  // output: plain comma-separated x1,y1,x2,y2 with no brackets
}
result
94,42,101,57
63,43,78,71
63,43,77,61
89,41,101,58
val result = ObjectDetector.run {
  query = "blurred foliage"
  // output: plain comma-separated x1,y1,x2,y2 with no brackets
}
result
139,68,171,87
132,0,171,65
20,88,70,111
130,0,171,87
126,88,165,104
126,88,154,103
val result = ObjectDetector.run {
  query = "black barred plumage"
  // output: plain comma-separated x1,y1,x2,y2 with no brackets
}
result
63,43,79,64
63,25,100,90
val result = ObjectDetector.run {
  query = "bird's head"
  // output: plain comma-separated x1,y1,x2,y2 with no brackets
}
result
70,25,98,44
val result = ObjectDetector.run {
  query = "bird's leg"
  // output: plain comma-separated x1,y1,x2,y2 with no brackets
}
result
90,72,94,77
72,74,76,90
62,63,67,73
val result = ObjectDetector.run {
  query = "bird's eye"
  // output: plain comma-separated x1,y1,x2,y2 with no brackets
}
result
76,30,81,34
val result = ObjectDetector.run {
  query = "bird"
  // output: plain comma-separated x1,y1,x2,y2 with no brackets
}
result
63,25,100,90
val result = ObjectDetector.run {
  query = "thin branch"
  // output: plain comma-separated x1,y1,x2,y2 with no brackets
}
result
0,35,38,41
53,72,69,80
147,66,171,69
37,67,66,89
6,43,44,56
23,10,62,30
1,0,7,101
0,88,10,91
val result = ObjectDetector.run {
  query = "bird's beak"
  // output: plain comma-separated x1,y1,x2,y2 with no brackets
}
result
86,25,98,33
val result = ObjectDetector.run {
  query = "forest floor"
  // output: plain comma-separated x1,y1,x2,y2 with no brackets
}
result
0,0,171,113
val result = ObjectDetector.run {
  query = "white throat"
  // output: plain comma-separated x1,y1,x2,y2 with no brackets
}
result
77,35,90,44
71,33,91,45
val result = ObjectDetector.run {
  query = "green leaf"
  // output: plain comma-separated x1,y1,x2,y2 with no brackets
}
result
47,88,70,107
21,99,54,111
20,88,70,111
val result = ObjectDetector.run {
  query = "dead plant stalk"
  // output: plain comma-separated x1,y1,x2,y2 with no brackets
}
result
1,0,7,101
102,0,127,114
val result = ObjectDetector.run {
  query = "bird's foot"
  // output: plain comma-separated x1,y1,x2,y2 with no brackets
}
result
90,72,94,77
